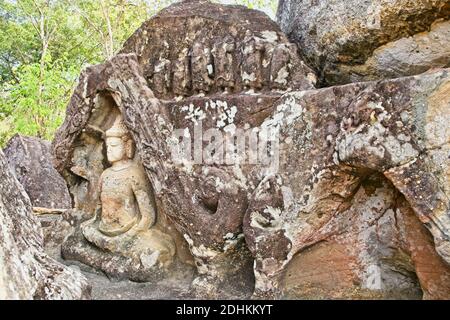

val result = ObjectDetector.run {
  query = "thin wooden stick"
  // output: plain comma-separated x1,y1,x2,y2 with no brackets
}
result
33,207,68,215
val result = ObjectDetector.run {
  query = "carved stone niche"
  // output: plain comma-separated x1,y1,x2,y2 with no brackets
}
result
60,92,194,282
52,1,450,299
52,0,318,299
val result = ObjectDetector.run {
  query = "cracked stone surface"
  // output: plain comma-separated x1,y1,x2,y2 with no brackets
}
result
3,134,72,209
277,0,450,85
243,68,450,298
46,0,450,299
0,150,90,300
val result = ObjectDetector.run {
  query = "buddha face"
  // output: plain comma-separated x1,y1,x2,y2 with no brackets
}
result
106,137,127,163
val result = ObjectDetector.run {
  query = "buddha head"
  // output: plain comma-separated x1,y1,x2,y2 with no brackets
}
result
105,116,135,164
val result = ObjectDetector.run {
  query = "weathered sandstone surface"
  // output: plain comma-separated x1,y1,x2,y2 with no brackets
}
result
277,0,450,85
53,0,316,297
3,134,71,209
243,67,450,298
45,0,450,299
0,150,90,299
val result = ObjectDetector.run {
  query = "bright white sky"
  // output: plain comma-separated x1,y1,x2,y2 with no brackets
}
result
217,0,277,20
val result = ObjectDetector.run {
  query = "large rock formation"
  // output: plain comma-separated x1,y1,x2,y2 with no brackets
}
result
277,0,450,85
282,178,450,299
51,0,450,299
243,68,450,298
3,134,72,210
120,0,317,99
53,0,315,297
0,149,90,300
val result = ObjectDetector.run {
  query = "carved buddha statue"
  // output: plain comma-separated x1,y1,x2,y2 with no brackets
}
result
81,115,176,268
97,116,155,236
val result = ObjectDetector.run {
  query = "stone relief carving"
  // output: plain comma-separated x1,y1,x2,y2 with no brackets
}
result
213,36,236,93
81,115,176,269
150,42,172,96
270,43,295,91
52,51,450,299
191,42,214,94
241,30,265,91
144,32,311,99
43,0,450,300
172,48,192,98
52,0,319,297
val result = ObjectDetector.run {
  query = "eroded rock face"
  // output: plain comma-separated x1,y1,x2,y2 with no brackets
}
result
0,150,90,300
120,0,316,99
51,0,450,299
3,134,71,209
243,69,450,298
282,175,450,300
53,0,315,297
277,0,450,85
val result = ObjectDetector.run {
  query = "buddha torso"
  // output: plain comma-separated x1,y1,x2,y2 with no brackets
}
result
98,162,143,236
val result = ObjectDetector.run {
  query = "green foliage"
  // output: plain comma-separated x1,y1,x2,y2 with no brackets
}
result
0,0,277,147
0,54,78,145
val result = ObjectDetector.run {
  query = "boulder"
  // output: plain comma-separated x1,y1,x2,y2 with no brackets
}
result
51,0,450,299
243,68,450,298
52,0,315,298
3,134,72,209
277,0,450,85
120,0,317,99
0,149,90,300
